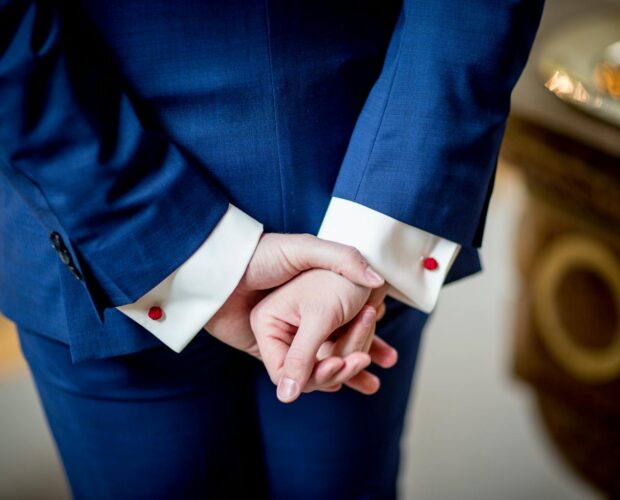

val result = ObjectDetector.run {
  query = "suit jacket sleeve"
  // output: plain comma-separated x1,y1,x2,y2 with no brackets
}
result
0,0,232,317
329,0,545,249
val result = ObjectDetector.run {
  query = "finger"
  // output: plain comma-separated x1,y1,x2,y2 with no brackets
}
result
360,309,378,354
367,284,389,308
304,352,371,393
368,335,398,369
277,312,336,403
376,302,386,321
331,305,376,357
319,308,397,370
344,370,381,395
318,383,343,393
367,285,388,328
306,356,345,388
361,322,375,354
250,308,297,387
313,352,371,390
316,339,335,361
257,334,291,387
282,235,385,289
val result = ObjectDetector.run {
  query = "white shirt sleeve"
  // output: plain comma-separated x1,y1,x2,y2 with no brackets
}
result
317,197,461,313
116,204,263,353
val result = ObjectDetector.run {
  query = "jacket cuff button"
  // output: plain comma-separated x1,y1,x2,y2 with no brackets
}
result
49,231,62,250
67,264,83,281
59,249,72,265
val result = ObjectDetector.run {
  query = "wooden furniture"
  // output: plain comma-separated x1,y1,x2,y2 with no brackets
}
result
500,0,620,496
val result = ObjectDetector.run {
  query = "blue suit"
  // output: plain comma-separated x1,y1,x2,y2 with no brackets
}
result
1,0,543,497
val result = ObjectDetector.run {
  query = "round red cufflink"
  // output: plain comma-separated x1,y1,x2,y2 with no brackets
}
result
148,306,164,321
422,257,439,271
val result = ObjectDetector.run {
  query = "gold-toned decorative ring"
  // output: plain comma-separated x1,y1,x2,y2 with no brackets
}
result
532,235,620,383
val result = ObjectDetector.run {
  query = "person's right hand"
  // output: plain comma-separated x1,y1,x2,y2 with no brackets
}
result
204,233,394,391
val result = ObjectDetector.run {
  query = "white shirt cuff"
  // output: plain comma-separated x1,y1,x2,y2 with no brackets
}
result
317,197,461,313
116,204,263,353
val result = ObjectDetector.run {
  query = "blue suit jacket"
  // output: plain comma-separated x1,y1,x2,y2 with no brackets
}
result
0,0,543,361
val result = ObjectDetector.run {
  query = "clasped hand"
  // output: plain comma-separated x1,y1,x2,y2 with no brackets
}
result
205,233,397,403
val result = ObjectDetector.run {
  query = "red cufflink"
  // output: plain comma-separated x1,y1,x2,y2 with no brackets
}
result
422,257,439,271
148,306,164,321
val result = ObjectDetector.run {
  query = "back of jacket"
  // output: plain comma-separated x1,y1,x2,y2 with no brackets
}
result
1,0,543,360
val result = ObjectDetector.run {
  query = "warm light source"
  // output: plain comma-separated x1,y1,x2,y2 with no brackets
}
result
544,69,603,107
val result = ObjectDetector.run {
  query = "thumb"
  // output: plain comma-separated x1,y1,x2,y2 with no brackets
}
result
277,312,335,403
282,235,384,289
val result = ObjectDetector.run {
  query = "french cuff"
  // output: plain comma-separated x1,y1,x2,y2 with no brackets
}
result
116,204,263,353
318,197,461,313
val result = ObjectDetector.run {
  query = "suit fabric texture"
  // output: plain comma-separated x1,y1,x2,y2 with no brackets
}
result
19,298,428,500
0,0,543,361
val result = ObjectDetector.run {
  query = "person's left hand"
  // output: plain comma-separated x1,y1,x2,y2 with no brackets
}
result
251,269,396,403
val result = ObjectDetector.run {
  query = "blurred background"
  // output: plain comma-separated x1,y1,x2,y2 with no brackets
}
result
1,0,619,498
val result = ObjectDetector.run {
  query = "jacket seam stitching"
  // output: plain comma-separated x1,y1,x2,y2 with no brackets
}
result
263,0,287,230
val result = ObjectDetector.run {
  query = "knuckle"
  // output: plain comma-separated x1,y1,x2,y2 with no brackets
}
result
249,304,266,330
343,244,364,263
333,300,347,326
297,233,315,246
329,287,358,323
336,247,367,277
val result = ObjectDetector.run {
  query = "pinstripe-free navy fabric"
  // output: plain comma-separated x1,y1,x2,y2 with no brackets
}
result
0,0,543,360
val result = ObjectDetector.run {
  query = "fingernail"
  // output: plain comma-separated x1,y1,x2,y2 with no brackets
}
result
361,307,375,326
277,377,299,402
364,266,384,285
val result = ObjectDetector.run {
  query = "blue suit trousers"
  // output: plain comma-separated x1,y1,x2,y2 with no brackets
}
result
18,299,428,499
